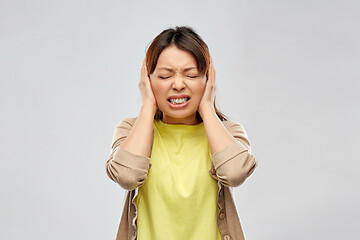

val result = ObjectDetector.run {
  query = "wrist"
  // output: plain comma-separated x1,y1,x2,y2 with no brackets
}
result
199,103,215,119
141,102,157,116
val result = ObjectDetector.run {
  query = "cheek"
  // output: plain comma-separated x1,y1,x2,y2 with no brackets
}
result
196,79,207,95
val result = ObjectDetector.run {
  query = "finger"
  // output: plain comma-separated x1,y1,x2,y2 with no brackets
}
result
141,60,145,74
140,60,147,85
207,57,212,81
209,57,215,85
142,59,148,75
212,60,216,84
143,60,150,78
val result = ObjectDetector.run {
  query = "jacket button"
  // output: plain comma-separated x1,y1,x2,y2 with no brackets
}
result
219,212,225,220
211,168,216,174
223,235,231,240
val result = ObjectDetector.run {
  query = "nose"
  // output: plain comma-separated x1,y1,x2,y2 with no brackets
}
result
172,75,185,91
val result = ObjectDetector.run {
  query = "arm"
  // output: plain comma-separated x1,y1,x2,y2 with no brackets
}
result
105,116,153,191
208,118,258,187
199,57,258,187
201,106,258,187
105,60,157,191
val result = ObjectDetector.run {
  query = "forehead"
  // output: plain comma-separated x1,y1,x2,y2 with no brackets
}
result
156,45,197,70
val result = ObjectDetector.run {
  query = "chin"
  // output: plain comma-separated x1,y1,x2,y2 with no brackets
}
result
161,110,199,122
161,107,196,117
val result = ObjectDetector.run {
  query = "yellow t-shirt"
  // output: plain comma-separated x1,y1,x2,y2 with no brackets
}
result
136,120,222,240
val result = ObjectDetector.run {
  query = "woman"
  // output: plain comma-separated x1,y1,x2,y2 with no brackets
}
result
106,26,258,240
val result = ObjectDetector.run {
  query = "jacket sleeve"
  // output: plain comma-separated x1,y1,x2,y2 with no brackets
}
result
209,120,258,187
105,118,151,191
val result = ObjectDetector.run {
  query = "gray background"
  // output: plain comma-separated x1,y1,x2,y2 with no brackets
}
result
1,0,359,239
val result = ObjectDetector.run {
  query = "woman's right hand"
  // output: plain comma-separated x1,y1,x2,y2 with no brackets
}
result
139,59,157,108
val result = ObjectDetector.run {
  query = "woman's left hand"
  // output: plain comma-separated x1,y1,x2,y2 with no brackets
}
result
198,56,216,116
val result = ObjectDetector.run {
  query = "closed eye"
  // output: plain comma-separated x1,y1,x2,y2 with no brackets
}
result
159,76,170,79
187,76,199,78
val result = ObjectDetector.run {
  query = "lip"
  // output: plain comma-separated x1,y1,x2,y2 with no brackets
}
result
168,94,190,100
167,95,191,109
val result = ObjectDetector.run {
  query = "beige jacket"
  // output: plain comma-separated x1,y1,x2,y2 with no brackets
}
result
106,118,258,240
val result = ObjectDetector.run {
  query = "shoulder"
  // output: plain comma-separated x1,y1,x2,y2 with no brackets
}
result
221,119,245,131
111,118,138,145
114,117,137,129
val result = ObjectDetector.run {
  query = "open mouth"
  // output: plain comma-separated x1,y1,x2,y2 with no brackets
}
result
167,97,190,105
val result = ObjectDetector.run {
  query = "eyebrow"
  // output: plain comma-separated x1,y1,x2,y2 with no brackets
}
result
157,67,198,73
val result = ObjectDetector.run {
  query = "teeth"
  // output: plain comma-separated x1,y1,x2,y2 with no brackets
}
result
170,97,188,104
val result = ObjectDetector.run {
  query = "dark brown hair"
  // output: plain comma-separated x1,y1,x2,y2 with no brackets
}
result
145,26,227,121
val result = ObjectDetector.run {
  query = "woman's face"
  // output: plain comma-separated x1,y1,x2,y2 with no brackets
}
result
150,45,206,125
